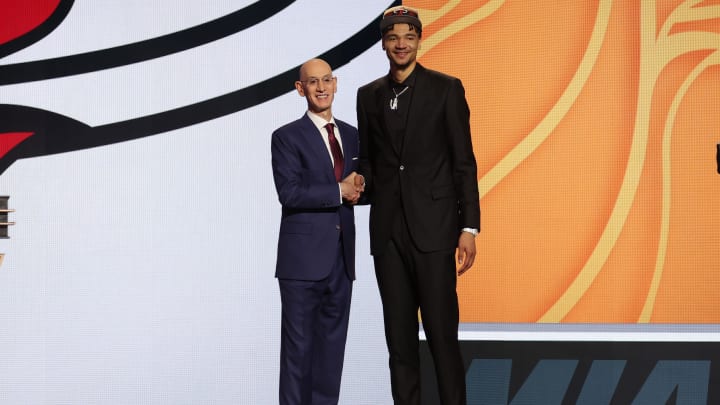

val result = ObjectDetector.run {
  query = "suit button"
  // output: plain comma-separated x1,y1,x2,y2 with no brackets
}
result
336,224,341,230
399,165,405,171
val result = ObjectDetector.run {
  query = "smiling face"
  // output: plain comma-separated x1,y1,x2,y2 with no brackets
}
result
382,23,421,71
295,59,336,121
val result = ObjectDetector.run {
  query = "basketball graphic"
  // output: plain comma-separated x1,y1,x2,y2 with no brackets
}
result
408,0,720,323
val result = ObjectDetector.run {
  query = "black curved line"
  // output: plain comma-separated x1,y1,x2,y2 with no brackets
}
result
0,0,74,59
0,0,295,85
0,103,92,174
85,0,400,149
0,0,401,175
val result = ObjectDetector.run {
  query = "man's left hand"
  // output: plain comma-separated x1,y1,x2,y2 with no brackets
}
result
456,232,477,276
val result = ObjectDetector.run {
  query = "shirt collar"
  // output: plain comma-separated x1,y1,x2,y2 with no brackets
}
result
306,111,336,131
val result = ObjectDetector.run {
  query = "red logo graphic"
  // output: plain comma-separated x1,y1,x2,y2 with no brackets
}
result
0,0,60,44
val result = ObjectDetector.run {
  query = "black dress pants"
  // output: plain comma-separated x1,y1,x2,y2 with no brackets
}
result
373,215,466,405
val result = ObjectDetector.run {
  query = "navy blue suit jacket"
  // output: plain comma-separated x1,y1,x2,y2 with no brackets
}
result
271,114,359,281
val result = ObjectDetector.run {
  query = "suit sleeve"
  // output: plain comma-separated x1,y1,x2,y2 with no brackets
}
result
271,127,342,210
445,78,481,231
356,88,374,203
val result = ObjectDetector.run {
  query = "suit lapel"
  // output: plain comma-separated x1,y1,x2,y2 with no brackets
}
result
336,121,349,179
300,115,335,182
401,64,425,158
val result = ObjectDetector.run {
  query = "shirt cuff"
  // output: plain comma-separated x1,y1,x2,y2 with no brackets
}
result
461,227,479,236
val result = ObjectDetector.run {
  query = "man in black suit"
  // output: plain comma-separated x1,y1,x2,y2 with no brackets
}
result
356,6,480,405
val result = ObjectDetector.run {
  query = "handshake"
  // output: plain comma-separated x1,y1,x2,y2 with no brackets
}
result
340,172,365,204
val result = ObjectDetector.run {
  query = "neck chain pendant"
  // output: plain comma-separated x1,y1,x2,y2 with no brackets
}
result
390,86,409,110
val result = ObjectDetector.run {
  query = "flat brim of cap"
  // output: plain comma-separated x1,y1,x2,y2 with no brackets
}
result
380,16,422,32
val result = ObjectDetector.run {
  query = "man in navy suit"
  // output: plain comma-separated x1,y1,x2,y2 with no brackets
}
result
271,58,363,405
357,6,480,405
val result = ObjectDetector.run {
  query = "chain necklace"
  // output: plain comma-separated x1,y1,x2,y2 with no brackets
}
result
390,86,409,110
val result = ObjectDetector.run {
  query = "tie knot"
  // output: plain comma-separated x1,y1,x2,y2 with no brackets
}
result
325,123,334,132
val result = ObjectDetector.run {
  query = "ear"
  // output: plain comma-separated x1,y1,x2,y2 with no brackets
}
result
295,81,305,97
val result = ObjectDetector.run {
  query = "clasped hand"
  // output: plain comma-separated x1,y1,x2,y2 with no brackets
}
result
340,172,364,204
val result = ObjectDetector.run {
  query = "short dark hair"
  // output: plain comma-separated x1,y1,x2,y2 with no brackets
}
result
381,23,422,38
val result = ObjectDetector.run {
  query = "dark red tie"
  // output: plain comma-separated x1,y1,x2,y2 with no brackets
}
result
325,123,344,181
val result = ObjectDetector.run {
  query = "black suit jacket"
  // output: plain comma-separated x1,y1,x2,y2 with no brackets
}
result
356,64,480,255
